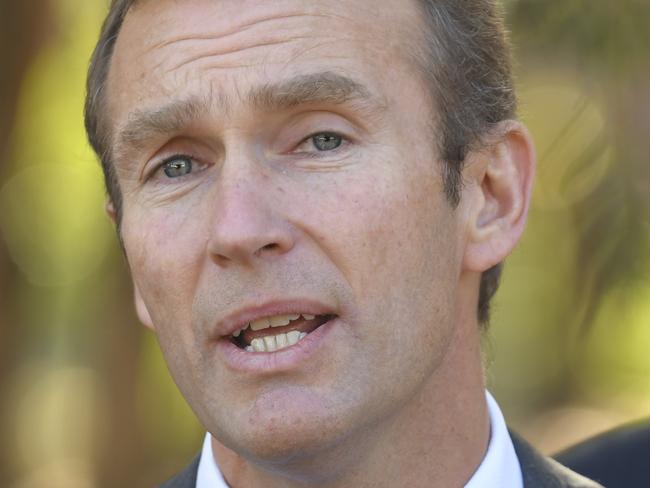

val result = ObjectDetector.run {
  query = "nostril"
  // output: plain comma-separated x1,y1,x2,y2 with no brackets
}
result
252,242,281,258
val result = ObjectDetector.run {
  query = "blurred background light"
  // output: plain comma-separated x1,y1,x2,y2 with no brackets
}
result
0,163,110,287
7,364,101,487
520,73,614,211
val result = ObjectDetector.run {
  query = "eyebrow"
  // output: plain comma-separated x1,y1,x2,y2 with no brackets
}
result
112,71,384,161
113,96,210,161
249,71,377,112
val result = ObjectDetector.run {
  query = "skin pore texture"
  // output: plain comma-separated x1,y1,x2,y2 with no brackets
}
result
105,0,535,486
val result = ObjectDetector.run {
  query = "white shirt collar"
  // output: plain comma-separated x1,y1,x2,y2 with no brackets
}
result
196,391,523,488
196,434,230,488
464,391,524,488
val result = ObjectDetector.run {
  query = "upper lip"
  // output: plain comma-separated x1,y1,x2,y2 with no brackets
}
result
215,299,337,338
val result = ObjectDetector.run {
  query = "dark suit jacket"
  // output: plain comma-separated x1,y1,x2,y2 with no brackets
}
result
159,434,602,487
160,455,199,488
555,420,650,488
510,434,603,487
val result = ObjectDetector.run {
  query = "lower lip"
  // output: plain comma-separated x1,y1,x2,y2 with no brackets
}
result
216,317,339,373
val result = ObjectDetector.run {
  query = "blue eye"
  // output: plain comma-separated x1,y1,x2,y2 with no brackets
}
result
162,156,193,178
311,133,342,151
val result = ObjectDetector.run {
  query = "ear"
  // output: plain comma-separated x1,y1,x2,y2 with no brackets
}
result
133,282,155,330
463,121,536,272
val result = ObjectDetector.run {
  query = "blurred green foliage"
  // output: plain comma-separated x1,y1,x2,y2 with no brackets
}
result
0,1,649,486
511,0,650,71
509,0,650,334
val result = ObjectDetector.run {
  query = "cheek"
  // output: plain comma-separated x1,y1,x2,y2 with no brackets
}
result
313,165,455,292
306,162,459,344
121,205,208,326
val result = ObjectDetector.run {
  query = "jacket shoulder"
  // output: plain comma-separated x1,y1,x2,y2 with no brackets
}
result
555,419,650,487
511,433,603,488
159,454,200,488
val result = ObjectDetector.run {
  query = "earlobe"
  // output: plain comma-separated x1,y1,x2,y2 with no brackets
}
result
463,121,536,272
105,199,117,224
134,282,155,330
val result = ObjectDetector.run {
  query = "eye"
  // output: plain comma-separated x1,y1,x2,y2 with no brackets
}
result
297,132,344,153
312,132,342,151
161,155,193,178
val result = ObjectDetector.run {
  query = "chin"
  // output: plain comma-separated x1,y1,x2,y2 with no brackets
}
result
215,389,356,466
229,417,348,470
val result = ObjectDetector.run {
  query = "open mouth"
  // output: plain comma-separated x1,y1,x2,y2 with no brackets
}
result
229,313,336,353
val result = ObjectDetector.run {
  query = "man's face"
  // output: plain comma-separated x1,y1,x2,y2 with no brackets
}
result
108,0,469,462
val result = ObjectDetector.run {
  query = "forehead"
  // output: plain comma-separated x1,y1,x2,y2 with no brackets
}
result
106,0,426,123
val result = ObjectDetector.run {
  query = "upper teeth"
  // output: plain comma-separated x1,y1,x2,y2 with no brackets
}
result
232,313,316,336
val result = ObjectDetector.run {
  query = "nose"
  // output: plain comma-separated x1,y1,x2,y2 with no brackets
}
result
206,166,295,267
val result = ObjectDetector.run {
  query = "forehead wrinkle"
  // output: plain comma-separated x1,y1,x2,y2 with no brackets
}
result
164,36,309,74
148,12,316,52
195,34,348,73
139,8,348,75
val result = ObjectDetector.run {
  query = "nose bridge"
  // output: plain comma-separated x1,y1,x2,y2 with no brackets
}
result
206,155,292,265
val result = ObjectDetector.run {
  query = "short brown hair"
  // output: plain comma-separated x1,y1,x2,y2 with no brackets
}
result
85,0,515,324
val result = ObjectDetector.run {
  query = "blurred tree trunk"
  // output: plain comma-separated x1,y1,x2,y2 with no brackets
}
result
0,0,53,483
0,1,53,329
0,0,53,156
93,258,149,488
